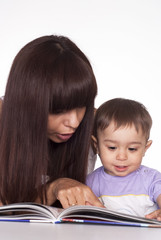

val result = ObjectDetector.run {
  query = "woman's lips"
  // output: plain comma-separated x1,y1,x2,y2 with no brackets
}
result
56,133,73,141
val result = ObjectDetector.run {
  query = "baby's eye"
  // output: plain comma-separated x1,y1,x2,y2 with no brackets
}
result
108,146,117,150
128,147,137,152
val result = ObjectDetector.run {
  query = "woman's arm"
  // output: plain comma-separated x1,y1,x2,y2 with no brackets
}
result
46,178,104,208
0,98,2,113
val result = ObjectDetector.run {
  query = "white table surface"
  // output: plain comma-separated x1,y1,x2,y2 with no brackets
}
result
0,221,161,240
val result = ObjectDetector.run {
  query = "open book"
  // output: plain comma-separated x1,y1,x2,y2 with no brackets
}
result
0,202,161,228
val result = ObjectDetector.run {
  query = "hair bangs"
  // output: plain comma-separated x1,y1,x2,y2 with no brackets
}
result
49,52,97,113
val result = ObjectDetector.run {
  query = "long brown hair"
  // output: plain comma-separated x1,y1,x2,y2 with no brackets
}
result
0,35,97,204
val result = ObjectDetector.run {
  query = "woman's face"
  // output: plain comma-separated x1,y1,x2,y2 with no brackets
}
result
47,107,86,143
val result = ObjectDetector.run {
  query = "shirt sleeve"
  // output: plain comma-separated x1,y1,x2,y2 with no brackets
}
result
87,145,97,174
148,170,161,203
86,167,102,197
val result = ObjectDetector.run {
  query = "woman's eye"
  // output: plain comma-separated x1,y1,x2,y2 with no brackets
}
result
54,110,66,114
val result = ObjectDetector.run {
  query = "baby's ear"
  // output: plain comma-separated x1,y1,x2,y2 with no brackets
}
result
143,140,152,157
91,135,98,154
145,140,152,151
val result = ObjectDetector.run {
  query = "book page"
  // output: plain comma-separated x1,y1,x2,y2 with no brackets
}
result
58,205,161,226
0,203,63,221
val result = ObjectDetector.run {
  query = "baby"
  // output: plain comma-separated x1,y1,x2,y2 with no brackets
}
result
87,98,161,220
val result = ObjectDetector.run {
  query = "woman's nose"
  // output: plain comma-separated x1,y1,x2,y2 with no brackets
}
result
64,110,80,129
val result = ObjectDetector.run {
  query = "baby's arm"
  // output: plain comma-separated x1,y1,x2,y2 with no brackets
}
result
145,194,161,221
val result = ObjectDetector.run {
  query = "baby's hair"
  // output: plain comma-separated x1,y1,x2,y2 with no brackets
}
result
93,98,152,140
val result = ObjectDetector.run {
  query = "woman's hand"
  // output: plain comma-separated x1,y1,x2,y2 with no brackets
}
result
46,178,104,209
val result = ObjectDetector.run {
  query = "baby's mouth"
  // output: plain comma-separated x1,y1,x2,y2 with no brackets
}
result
114,165,128,172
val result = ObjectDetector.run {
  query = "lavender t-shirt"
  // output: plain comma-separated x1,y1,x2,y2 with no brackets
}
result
86,165,161,217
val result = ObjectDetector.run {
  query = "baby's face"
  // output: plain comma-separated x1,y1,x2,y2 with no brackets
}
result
97,121,152,177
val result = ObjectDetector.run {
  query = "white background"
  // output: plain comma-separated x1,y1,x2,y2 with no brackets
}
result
0,0,161,171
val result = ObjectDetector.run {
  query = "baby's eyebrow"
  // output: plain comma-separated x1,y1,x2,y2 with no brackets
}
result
103,139,118,143
128,142,142,145
103,139,142,145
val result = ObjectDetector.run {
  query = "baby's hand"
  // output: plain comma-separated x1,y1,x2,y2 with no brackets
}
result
145,209,161,221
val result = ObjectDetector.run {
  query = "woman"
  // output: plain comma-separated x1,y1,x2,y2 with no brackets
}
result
0,35,103,208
